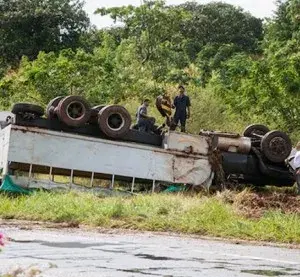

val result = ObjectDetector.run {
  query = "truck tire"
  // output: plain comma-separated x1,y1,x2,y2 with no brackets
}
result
11,103,44,117
89,105,106,124
261,131,292,163
57,96,91,127
243,124,270,138
98,105,131,138
46,96,64,119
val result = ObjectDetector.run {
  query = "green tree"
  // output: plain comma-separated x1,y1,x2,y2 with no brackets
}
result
0,0,90,65
179,2,263,60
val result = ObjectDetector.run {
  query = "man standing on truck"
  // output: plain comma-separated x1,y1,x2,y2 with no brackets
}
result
136,99,155,132
173,85,191,132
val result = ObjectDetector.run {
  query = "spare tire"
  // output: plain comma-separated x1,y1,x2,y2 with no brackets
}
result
89,105,106,124
57,96,91,127
243,124,270,138
98,105,131,138
261,131,292,163
11,103,44,117
46,96,64,119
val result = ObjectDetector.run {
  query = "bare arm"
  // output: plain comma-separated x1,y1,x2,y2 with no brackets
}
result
140,111,149,119
139,106,150,119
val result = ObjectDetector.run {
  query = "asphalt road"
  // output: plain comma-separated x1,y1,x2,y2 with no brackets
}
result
1,227,300,277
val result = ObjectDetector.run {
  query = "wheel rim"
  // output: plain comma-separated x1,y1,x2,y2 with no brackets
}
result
269,137,289,156
66,101,86,120
106,113,125,131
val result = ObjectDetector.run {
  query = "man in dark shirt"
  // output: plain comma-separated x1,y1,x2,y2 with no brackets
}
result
173,85,191,132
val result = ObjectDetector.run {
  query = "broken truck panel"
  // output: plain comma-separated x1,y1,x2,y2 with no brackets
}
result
173,157,213,186
163,132,212,155
0,125,214,189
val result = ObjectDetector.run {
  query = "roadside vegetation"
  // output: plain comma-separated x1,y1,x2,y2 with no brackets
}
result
1,0,300,138
1,0,300,246
1,190,300,244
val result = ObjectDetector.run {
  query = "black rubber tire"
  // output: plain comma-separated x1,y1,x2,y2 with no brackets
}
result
92,105,106,113
89,105,106,124
11,103,44,117
98,105,132,138
46,96,64,119
57,96,91,127
261,131,292,163
243,124,270,138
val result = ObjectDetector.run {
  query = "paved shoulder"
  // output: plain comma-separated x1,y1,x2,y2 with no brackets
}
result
1,228,300,277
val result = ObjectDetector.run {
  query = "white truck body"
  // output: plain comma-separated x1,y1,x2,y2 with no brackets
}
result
0,125,213,191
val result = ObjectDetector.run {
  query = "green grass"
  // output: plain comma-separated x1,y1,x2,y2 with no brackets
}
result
1,192,300,244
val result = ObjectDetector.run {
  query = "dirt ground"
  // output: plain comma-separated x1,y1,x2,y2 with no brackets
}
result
229,190,300,218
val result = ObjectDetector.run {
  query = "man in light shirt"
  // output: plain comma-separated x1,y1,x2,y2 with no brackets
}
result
136,99,155,132
293,142,300,194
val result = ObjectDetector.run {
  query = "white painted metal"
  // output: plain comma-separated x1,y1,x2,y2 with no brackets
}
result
152,180,156,193
131,177,135,193
111,175,115,189
90,172,95,187
0,125,10,174
29,164,33,179
49,167,53,181
70,169,74,188
163,131,210,155
0,112,13,130
0,125,213,187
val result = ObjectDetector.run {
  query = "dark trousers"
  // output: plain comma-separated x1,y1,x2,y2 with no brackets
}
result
138,119,153,132
174,113,187,132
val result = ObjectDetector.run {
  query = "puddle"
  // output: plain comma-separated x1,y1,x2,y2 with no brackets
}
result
135,253,182,261
241,269,288,276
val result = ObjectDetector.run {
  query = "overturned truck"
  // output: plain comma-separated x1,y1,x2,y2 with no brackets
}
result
0,96,296,192
200,125,294,187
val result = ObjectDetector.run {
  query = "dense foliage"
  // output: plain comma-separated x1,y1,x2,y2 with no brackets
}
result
0,0,299,137
0,0,90,65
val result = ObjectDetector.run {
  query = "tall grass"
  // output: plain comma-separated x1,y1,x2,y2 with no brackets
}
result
1,192,300,244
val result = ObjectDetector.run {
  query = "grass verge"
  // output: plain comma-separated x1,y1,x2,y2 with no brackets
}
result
0,191,300,244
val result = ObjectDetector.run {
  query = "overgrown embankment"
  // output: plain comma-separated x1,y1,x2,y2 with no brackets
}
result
1,190,300,244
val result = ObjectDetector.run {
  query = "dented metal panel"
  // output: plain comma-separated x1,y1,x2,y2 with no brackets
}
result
163,131,211,156
2,125,213,187
173,157,213,186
